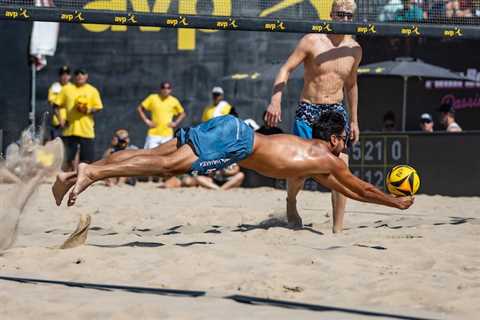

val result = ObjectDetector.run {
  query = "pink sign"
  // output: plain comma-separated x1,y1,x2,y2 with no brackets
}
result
440,94,480,110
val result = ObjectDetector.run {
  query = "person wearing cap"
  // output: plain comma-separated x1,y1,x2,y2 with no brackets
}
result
48,65,74,139
53,68,104,170
137,81,186,149
419,113,434,132
437,103,462,132
103,128,138,187
201,86,233,122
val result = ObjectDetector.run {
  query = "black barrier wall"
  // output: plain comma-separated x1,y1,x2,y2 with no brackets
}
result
0,20,31,153
245,132,480,196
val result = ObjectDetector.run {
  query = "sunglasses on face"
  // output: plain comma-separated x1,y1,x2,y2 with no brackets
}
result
335,11,354,19
161,86,172,90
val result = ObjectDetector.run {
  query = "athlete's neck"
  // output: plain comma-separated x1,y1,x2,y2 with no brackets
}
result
327,34,348,47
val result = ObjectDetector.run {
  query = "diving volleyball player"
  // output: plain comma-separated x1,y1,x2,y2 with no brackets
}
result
53,112,414,228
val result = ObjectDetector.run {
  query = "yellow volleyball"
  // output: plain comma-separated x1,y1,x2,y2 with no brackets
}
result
386,165,420,196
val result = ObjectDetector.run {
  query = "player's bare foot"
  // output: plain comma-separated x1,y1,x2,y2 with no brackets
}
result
52,171,77,206
67,163,95,207
286,198,303,229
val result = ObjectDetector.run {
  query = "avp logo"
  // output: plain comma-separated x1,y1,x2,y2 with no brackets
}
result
80,0,333,50
166,16,189,27
357,24,376,34
5,8,30,19
311,22,333,33
114,13,137,24
264,20,286,31
444,27,462,38
216,18,238,29
401,25,420,36
60,11,84,22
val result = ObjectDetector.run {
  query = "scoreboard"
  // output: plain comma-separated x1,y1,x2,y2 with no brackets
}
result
349,135,409,190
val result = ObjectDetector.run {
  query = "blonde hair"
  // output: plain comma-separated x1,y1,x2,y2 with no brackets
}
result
331,0,357,13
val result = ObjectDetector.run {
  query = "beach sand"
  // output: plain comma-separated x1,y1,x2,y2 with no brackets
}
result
0,183,479,319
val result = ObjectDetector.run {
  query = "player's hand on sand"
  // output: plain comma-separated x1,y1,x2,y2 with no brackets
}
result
396,196,414,210
350,121,360,144
265,102,282,127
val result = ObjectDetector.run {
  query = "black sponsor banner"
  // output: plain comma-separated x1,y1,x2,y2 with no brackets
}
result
0,5,477,39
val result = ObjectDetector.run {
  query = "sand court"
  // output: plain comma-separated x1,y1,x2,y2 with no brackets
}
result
0,184,479,319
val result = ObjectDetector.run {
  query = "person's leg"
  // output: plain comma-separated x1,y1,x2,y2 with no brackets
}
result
62,136,78,172
286,177,305,228
286,118,311,228
67,144,198,206
79,137,95,164
195,175,220,190
52,139,179,206
220,172,245,190
331,152,348,233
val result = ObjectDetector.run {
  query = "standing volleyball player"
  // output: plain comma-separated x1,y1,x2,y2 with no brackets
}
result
265,0,362,233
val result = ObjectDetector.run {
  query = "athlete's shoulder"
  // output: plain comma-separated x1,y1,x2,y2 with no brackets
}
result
301,33,325,45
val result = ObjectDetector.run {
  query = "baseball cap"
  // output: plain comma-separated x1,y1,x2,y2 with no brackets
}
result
73,68,87,75
115,129,129,140
437,103,455,113
212,86,224,95
58,65,70,75
420,113,433,123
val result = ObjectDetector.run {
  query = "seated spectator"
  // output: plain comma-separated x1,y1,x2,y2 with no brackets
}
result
382,111,397,132
159,175,199,188
419,113,434,132
395,0,425,21
446,0,473,16
437,103,462,132
195,164,244,190
103,129,138,186
201,87,233,122
427,0,447,21
257,111,284,135
379,0,404,21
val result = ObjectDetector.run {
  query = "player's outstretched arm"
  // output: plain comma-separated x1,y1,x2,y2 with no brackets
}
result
326,158,413,210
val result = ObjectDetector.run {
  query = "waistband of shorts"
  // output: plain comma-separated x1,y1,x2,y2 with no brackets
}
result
298,101,345,109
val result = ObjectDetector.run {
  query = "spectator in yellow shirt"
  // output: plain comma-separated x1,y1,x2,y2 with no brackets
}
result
53,69,103,170
137,81,186,149
201,86,233,122
48,65,73,139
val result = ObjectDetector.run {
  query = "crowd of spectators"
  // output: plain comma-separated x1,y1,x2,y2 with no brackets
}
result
377,0,480,22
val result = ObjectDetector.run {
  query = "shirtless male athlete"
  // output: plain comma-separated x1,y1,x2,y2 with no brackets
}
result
265,0,362,233
53,113,413,220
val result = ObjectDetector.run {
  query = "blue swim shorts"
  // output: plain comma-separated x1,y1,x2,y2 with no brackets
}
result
175,115,255,175
293,101,350,143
